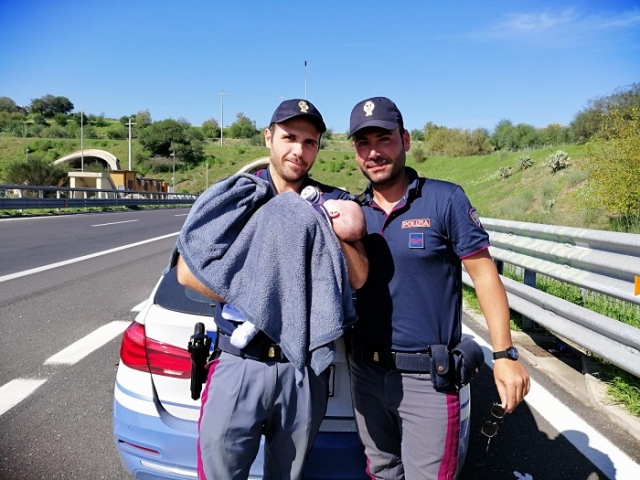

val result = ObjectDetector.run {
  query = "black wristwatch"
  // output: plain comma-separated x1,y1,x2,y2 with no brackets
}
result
493,346,519,361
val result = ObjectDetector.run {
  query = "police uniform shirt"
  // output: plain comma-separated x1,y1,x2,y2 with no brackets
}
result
354,167,490,352
214,167,352,337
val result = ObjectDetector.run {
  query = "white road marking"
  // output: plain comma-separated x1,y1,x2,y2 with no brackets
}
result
44,321,131,365
0,378,48,416
91,219,139,227
175,213,189,217
0,232,179,283
463,324,640,479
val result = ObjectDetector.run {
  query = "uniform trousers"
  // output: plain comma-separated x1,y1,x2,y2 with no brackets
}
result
197,351,329,480
348,354,460,480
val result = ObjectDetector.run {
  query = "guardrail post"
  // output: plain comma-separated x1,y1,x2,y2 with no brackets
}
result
495,259,504,275
522,269,537,329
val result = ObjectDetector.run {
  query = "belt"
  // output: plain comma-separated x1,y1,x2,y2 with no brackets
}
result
350,336,431,373
216,332,289,363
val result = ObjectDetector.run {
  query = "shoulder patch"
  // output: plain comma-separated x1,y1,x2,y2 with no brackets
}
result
469,207,482,227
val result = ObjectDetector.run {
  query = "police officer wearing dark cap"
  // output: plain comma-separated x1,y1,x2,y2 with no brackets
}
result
347,96,530,479
177,98,368,480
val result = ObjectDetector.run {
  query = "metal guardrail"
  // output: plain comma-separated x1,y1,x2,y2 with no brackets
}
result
0,184,197,210
464,218,640,378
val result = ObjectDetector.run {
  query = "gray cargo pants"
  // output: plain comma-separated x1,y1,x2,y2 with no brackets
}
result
348,353,461,480
197,351,329,480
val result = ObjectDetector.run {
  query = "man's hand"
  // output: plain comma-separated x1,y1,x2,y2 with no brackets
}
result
339,239,368,290
493,359,530,413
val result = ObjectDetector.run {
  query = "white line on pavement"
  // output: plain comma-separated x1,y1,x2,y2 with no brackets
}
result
44,321,131,365
0,378,48,416
91,219,139,227
463,324,640,479
0,232,179,284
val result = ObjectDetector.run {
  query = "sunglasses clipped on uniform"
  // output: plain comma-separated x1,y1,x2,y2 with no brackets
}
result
478,403,506,466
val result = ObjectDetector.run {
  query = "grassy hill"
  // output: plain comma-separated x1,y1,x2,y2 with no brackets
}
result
0,134,610,230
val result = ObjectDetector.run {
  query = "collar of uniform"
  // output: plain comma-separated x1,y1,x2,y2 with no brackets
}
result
359,167,421,204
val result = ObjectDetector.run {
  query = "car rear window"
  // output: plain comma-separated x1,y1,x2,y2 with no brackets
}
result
154,267,217,316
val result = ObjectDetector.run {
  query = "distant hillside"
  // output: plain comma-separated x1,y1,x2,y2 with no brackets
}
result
0,135,608,229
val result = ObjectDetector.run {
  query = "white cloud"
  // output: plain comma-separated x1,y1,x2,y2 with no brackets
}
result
495,9,576,36
476,8,640,45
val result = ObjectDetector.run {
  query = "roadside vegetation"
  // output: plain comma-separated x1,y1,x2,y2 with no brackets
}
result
2,85,639,415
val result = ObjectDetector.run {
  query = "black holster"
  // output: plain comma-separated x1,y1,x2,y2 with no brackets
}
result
188,322,212,400
430,338,484,392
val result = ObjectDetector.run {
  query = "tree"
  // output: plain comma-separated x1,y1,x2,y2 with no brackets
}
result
511,123,539,150
586,106,640,225
201,118,221,139
492,119,515,150
539,123,571,146
5,157,68,189
570,107,604,144
29,95,74,118
0,96,18,113
138,119,187,155
135,110,152,128
54,113,68,126
410,128,425,141
570,83,640,144
137,119,204,166
424,124,493,156
88,113,110,127
227,112,259,139
106,124,128,139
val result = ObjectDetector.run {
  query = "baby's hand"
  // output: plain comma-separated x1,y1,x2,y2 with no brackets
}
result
230,321,258,348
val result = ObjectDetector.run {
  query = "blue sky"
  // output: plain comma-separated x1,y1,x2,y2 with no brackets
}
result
1,0,639,134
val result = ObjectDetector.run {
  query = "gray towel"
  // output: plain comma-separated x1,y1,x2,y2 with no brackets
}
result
175,173,357,378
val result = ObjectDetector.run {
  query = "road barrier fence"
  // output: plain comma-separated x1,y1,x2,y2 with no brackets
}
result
0,184,197,211
469,218,640,378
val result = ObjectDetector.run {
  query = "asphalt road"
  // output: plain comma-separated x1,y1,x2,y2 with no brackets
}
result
1,209,639,480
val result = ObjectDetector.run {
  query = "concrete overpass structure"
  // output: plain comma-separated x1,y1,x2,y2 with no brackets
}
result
52,149,168,196
53,148,121,172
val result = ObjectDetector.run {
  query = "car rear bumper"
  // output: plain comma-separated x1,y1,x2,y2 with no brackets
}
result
113,383,200,480
114,383,368,480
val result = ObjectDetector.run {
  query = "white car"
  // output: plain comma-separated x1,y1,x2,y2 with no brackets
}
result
112,158,471,479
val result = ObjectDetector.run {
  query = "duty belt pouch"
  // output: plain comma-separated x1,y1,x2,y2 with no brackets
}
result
429,344,452,392
451,337,484,388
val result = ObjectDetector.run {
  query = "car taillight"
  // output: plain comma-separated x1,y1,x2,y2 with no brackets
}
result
119,322,191,379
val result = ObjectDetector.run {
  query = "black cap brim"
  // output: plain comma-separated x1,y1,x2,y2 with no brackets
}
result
349,119,399,138
278,113,326,133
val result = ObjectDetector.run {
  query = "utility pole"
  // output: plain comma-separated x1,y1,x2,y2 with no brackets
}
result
125,117,135,171
220,90,225,146
80,109,84,171
304,61,307,99
170,151,176,193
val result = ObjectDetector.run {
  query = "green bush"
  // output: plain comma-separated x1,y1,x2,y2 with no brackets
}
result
516,154,533,170
545,150,570,173
498,166,512,180
412,146,426,163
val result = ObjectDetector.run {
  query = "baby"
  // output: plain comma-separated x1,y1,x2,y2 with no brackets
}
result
301,185,366,243
230,187,366,348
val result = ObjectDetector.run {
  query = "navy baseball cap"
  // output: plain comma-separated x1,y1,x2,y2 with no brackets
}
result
349,96,404,138
270,99,327,133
